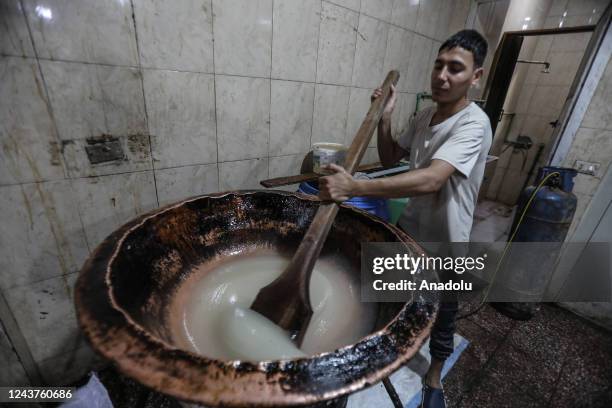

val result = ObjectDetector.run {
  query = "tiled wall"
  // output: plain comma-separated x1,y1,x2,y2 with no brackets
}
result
562,55,612,239
484,0,608,204
0,0,471,385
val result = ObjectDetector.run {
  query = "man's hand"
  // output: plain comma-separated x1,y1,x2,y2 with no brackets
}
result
318,164,357,202
371,84,397,116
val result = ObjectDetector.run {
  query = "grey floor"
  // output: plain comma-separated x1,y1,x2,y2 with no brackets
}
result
470,200,514,243
446,200,612,407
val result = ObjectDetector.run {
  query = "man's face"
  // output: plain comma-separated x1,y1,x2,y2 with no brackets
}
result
430,46,483,104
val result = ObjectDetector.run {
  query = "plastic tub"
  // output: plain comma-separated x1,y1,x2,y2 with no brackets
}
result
298,180,390,221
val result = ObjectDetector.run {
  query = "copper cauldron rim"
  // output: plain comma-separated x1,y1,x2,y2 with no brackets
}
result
75,190,437,407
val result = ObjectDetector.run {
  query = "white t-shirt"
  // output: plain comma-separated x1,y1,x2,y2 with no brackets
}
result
396,102,492,243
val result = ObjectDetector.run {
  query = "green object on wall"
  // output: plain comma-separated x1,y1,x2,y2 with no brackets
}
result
388,197,410,225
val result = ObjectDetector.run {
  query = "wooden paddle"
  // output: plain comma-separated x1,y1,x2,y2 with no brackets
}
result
250,71,400,346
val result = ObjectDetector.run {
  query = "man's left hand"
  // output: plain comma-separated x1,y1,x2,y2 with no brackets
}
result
318,163,357,202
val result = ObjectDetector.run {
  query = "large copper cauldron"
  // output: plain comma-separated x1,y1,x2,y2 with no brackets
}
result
75,191,437,407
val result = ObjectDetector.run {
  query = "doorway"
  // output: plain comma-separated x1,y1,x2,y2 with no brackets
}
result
480,25,596,205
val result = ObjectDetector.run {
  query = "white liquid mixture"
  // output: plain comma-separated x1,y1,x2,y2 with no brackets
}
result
169,252,377,361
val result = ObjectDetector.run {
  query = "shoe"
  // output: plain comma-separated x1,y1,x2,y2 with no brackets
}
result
420,383,446,408
491,302,535,320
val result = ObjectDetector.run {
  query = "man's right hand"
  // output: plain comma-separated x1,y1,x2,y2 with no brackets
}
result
371,84,397,117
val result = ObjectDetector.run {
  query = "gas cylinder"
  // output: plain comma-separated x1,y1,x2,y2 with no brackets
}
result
493,166,577,320
511,166,578,242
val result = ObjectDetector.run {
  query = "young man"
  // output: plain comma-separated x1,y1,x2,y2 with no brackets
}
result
319,30,491,408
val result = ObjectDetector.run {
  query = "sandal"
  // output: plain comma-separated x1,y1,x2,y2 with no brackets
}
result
420,383,447,408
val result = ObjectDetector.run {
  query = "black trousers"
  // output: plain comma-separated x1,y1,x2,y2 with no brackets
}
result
429,301,459,361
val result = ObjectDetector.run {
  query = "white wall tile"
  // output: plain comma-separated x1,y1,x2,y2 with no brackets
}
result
448,0,471,35
548,0,569,16
495,146,513,169
527,85,569,118
41,61,105,140
312,84,351,145
546,14,595,28
393,92,416,139
270,80,315,156
72,171,158,249
269,153,305,192
41,60,151,178
0,324,30,386
0,57,65,185
539,51,583,87
544,15,565,29
533,35,554,61
551,31,592,53
326,0,360,12
219,158,269,190
144,70,217,168
41,61,147,141
582,59,612,131
562,127,590,168
133,0,214,72
572,173,601,196
272,0,320,82
212,0,272,77
0,0,34,57
361,0,393,22
0,181,89,290
155,164,219,206
4,272,83,362
38,345,100,386
566,0,608,16
352,14,389,88
383,27,414,92
346,87,373,147
415,0,441,39
514,83,536,114
391,0,419,30
405,34,433,93
61,134,153,179
427,41,440,87
269,154,304,178
572,128,612,168
485,166,505,200
362,147,380,165
317,2,359,86
434,1,454,41
503,114,525,143
497,167,526,205
521,115,555,144
23,0,138,66
216,75,270,161
566,191,593,238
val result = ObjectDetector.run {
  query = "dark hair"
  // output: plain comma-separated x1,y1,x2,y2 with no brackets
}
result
439,30,488,68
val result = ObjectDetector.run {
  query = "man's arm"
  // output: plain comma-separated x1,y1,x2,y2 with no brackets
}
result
377,113,408,167
319,159,456,201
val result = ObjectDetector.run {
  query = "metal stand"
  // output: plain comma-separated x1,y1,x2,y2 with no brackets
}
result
382,377,404,408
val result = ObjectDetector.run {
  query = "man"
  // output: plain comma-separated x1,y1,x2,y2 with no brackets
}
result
319,30,491,408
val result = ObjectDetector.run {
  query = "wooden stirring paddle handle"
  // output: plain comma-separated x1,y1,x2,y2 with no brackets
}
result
251,71,400,345
343,70,400,174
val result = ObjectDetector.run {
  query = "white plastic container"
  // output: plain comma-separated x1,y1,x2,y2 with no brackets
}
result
312,143,347,175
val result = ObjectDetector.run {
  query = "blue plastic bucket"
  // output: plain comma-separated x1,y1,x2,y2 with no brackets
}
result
298,181,390,221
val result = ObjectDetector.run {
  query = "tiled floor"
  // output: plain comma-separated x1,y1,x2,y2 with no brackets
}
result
449,200,612,407
470,200,514,243
445,303,612,408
